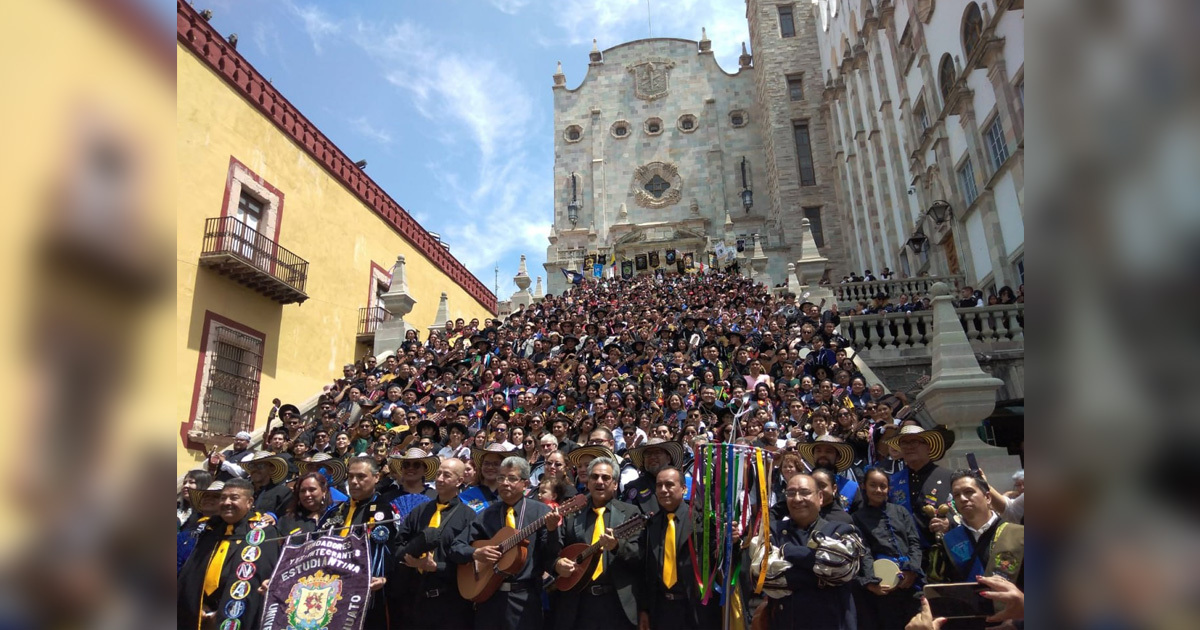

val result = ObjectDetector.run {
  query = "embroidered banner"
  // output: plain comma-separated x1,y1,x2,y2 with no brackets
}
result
260,533,372,630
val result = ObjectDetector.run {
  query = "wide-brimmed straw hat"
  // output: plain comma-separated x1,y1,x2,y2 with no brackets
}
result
470,443,513,470
298,453,347,486
626,439,685,471
564,444,616,469
188,480,225,509
885,424,954,462
240,451,289,484
389,447,439,481
796,435,856,472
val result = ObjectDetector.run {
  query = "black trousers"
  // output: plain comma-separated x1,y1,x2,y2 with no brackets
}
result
649,594,722,630
575,588,634,630
404,588,475,630
475,588,543,630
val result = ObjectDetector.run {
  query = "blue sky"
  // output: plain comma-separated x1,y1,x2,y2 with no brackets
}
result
200,0,751,300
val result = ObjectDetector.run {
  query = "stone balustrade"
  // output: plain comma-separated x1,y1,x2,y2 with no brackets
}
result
834,275,965,304
842,303,1023,352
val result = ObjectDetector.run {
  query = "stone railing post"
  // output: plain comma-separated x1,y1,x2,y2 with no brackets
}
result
917,282,1005,471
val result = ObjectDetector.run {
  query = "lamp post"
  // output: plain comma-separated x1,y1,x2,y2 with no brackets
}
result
740,157,753,212
567,172,579,226
906,226,929,254
928,199,952,225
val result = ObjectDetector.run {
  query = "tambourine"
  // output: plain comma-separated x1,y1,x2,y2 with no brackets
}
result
873,558,902,589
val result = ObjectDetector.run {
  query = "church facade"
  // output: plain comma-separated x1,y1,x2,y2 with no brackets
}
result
544,15,847,295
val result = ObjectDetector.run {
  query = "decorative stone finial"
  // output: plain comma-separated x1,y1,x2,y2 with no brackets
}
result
930,281,952,297
589,39,603,63
690,198,700,216
739,42,752,69
699,27,711,53
554,60,565,86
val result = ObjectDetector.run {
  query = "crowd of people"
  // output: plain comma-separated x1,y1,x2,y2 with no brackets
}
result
177,271,1024,630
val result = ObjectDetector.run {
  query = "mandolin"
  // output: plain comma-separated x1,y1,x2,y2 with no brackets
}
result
553,512,649,592
457,493,588,603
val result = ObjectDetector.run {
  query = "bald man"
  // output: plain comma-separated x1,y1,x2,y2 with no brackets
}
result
398,458,475,629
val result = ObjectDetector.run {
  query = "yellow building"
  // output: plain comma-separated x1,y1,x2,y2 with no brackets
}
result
176,2,495,473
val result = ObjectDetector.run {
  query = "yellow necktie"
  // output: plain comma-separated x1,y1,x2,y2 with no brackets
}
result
663,513,677,588
339,500,357,537
429,503,449,529
590,507,606,579
203,525,234,596
505,506,517,529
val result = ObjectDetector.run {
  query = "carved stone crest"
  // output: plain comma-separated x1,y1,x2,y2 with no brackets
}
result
627,59,675,101
631,161,683,208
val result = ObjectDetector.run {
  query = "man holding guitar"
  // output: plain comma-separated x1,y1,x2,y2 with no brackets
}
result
450,457,565,630
553,457,643,630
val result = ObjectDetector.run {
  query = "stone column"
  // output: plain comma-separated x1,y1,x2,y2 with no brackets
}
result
750,233,770,285
916,282,1008,473
533,276,544,302
374,255,417,357
428,292,450,336
511,255,533,309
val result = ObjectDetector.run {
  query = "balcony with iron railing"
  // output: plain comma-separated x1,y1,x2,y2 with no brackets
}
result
199,216,310,304
357,306,391,342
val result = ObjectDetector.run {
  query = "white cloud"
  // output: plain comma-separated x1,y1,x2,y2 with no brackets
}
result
487,0,532,14
547,0,749,72
285,1,340,54
351,19,551,294
349,116,393,144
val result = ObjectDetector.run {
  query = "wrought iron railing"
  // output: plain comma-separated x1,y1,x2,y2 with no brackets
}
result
201,216,309,295
358,306,391,337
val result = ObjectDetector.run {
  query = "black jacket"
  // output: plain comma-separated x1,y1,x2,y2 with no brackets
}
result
177,512,280,630
398,495,476,592
769,516,860,630
640,504,720,629
448,495,562,583
253,480,293,519
554,498,644,628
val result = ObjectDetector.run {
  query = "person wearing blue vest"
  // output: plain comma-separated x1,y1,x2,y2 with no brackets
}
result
797,435,862,513
927,471,1024,590
883,424,955,575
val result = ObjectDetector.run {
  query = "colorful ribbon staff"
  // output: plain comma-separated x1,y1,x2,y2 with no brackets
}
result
685,442,773,630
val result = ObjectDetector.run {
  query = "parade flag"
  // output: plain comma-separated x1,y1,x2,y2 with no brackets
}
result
593,263,604,278
665,249,677,265
621,260,634,279
635,254,648,270
561,268,584,285
649,251,660,268
260,534,372,630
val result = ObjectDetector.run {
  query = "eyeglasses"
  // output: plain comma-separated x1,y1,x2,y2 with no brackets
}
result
784,490,814,499
497,475,525,484
546,461,565,468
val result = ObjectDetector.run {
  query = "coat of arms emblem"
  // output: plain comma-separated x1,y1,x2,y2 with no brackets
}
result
285,570,343,630
627,59,675,101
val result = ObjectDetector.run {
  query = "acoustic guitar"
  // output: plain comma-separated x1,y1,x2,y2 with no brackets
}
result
457,493,589,603
553,512,649,592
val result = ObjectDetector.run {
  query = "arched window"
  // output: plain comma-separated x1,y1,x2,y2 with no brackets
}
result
938,54,955,103
962,3,984,58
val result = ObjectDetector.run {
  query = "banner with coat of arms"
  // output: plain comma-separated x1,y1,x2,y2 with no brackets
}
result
648,251,660,268
260,534,371,630
665,249,677,265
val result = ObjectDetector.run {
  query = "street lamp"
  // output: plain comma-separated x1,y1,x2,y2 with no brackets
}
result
928,199,952,225
740,156,753,212
906,226,929,254
567,172,580,226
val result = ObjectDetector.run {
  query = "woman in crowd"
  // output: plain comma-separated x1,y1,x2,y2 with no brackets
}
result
176,469,212,530
280,472,335,536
